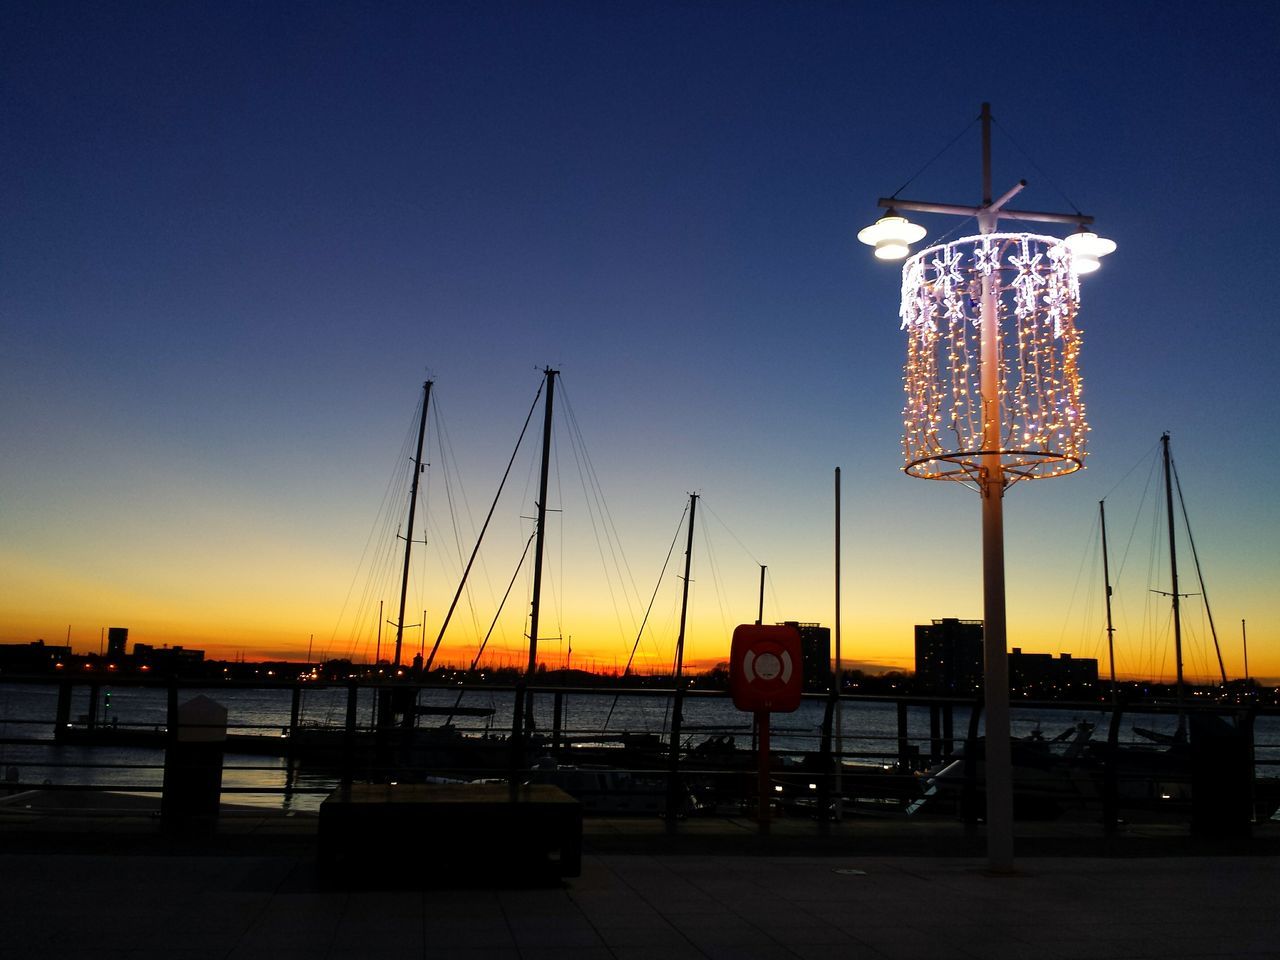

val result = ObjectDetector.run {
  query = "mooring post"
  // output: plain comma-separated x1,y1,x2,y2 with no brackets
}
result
288,684,302,758
942,703,954,757
961,698,983,825
897,701,911,769
1103,706,1122,834
87,682,100,731
342,680,358,788
929,703,942,765
552,691,564,755
54,680,72,739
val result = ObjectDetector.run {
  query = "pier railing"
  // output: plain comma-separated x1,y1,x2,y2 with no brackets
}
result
1,674,1276,836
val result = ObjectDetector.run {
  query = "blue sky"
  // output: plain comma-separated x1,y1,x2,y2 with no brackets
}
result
3,2,1278,679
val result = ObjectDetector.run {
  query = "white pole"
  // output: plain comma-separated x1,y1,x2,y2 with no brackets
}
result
979,454,1014,870
834,467,844,819
977,107,1014,868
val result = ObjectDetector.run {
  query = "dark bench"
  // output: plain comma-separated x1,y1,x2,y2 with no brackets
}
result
318,783,582,886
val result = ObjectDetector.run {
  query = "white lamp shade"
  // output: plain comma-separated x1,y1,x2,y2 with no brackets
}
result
1063,231,1116,274
858,214,927,261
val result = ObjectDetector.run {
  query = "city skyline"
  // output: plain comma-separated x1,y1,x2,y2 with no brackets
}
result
4,3,1278,682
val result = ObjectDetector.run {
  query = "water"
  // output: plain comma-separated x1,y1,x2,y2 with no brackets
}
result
2,681,1276,813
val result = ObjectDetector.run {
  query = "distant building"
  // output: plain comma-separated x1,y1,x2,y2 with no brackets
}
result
0,640,71,673
913,618,1101,699
1009,648,1098,698
106,627,128,658
914,618,984,696
781,621,831,692
133,643,205,673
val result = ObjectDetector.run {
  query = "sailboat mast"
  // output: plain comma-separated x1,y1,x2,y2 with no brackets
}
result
672,495,697,693
394,380,432,668
756,564,766,625
1161,433,1185,717
1242,619,1249,682
1100,500,1117,704
511,368,557,759
525,368,557,682
666,491,697,827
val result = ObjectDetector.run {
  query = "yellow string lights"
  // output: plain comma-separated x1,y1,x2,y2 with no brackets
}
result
901,233,1088,485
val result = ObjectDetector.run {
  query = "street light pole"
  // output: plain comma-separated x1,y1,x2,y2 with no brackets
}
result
858,103,1115,873
976,103,1014,871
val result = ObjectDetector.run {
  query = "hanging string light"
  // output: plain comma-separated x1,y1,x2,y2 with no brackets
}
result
900,232,1089,485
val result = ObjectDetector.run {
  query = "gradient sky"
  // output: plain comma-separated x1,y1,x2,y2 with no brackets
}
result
4,2,1278,681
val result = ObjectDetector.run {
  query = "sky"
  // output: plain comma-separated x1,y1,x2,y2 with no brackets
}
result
3,2,1279,682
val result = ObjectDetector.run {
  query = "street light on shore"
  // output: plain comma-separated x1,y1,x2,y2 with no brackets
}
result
856,210,927,260
860,103,1115,872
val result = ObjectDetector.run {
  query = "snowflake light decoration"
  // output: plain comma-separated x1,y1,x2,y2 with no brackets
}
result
900,233,1088,484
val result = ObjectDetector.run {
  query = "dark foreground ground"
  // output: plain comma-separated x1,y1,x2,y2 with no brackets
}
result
2,791,1277,959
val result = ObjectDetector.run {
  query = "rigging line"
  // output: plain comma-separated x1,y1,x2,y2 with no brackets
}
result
553,397,566,643
435,404,494,655
563,416,625,635
448,532,536,721
355,402,423,644
437,409,487,652
602,503,689,732
558,385,644,634
886,111,980,201
423,377,546,671
989,115,1084,216
560,399,645,647
1142,476,1165,680
560,383,646,610
331,401,421,657
699,517,732,636
1101,438,1162,504
652,591,682,672
924,213,981,252
765,567,781,627
434,397,481,556
1057,517,1100,650
366,491,410,618
437,410,470,593
349,503,412,662
1084,533,1106,663
1114,448,1161,584
416,414,439,615
699,499,762,567
561,394,636,646
1171,454,1227,684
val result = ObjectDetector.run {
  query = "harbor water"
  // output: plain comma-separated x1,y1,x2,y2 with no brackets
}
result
1,681,1275,814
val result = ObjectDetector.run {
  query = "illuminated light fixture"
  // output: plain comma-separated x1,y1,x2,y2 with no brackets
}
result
862,103,1116,875
899,233,1088,484
1063,230,1116,274
857,210,927,260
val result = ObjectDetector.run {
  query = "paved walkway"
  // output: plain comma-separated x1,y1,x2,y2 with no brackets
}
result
3,791,1277,958
5,850,1278,959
